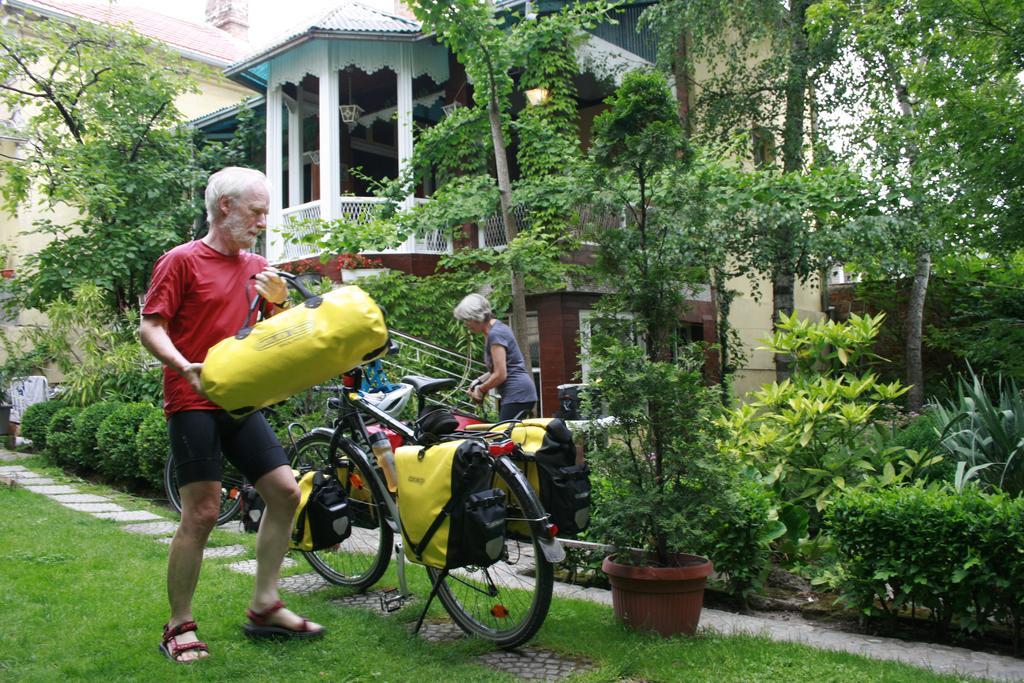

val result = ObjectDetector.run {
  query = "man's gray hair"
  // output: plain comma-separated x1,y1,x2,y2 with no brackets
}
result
453,293,493,323
205,167,269,222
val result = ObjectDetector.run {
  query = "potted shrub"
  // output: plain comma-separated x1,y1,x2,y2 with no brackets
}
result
585,344,725,637
581,71,773,636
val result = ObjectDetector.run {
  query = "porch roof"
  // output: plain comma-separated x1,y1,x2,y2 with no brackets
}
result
224,1,424,92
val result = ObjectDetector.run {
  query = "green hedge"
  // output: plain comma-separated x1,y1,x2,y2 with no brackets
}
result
45,406,83,469
826,486,1024,641
20,400,64,452
135,407,169,489
70,401,123,472
95,403,152,480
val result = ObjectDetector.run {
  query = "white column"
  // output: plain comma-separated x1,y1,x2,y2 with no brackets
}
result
397,43,415,252
286,91,302,209
265,82,284,262
319,44,341,222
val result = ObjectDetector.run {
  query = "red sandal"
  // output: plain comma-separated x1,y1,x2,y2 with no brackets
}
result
158,621,209,663
243,599,325,640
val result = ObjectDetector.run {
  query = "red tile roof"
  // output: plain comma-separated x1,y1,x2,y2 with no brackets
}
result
14,0,249,65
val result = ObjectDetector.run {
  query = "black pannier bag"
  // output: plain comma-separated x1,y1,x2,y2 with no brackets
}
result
488,418,592,537
396,439,507,570
290,469,354,552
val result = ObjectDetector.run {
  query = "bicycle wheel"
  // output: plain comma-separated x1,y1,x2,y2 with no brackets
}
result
289,430,393,589
163,453,244,526
427,461,554,648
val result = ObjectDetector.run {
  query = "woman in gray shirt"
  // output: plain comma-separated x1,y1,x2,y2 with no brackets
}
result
453,293,537,421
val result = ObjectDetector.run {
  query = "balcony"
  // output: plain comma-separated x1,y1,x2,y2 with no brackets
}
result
273,197,451,264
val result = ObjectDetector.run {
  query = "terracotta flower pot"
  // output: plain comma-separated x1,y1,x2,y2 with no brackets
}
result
602,552,713,637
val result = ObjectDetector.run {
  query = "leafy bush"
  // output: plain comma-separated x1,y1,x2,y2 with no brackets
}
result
95,402,152,480
930,369,1024,496
134,407,169,489
70,401,123,471
826,486,1024,640
19,399,64,452
45,406,84,469
718,312,909,529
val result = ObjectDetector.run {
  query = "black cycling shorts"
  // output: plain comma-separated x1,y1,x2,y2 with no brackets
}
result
168,410,288,487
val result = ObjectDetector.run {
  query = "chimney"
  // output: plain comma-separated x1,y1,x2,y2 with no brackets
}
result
206,0,249,42
393,1,416,20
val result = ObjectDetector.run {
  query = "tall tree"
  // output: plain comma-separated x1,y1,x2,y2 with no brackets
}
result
810,0,1024,409
643,0,847,381
0,13,206,310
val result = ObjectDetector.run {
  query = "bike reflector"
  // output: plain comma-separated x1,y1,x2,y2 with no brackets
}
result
488,439,516,457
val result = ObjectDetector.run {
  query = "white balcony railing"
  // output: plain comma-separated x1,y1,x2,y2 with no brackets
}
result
275,196,451,264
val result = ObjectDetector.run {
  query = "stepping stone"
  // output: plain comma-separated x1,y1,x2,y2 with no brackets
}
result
156,537,173,544
204,545,246,559
23,485,79,495
122,521,178,536
0,450,29,462
0,465,28,474
92,510,163,522
216,521,245,534
278,572,330,595
476,647,596,681
330,591,411,616
227,557,297,575
412,621,465,643
61,502,125,513
17,477,56,485
52,494,112,504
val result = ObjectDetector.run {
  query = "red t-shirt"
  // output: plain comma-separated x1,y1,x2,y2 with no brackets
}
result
142,240,268,415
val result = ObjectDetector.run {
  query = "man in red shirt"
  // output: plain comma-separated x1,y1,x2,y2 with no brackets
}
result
141,167,324,663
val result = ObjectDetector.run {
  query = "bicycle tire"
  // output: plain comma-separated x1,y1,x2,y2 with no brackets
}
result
163,453,245,526
427,461,554,648
289,430,393,589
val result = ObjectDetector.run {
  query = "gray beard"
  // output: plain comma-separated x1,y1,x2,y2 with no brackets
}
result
222,213,256,249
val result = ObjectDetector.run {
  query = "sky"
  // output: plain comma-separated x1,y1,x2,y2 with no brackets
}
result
117,0,394,46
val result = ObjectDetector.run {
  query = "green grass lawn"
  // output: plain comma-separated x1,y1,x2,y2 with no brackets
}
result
0,466,978,683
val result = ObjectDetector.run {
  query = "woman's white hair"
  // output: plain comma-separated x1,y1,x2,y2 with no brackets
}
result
453,293,493,323
205,167,269,222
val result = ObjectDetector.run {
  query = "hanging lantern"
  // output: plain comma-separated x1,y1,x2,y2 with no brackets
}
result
339,104,364,125
441,102,461,117
339,67,364,129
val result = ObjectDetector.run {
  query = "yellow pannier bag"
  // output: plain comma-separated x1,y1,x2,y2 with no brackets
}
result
395,439,506,570
201,284,389,417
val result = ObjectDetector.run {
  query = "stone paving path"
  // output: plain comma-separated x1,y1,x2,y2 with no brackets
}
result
3,452,1024,682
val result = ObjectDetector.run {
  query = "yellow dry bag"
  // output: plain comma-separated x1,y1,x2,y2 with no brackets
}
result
201,279,389,417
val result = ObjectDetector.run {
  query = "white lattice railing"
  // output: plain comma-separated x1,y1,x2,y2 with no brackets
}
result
410,197,451,255
477,203,622,249
478,203,529,249
278,200,323,262
275,196,452,264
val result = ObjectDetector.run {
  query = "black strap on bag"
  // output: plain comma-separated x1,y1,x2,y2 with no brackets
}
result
235,271,323,340
402,464,475,562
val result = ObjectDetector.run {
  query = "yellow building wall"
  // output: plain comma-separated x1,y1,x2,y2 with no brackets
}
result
727,273,825,398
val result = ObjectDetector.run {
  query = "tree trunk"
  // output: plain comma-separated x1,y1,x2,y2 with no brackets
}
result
487,96,533,369
773,0,811,382
883,50,928,411
905,249,930,412
673,30,691,138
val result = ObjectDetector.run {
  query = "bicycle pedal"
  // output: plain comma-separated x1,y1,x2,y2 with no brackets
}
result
379,588,406,613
